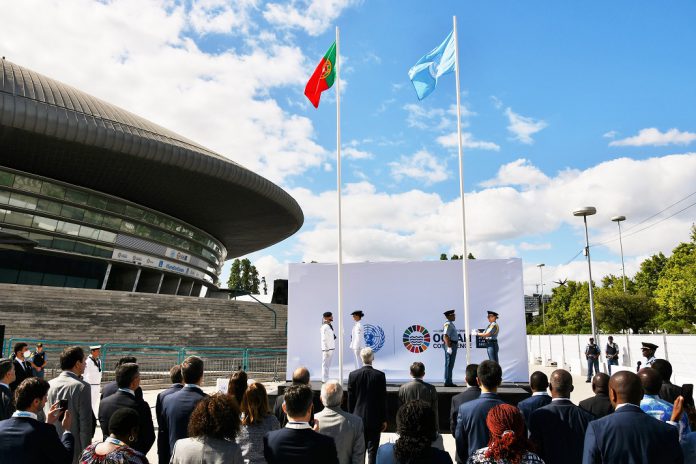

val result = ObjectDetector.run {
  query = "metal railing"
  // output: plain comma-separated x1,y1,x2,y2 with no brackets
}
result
3,338,286,385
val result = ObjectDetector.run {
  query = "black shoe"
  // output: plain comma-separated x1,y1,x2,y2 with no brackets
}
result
585,379,591,383
444,383,458,387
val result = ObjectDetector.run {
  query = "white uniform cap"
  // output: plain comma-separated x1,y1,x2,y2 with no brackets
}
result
89,345,102,350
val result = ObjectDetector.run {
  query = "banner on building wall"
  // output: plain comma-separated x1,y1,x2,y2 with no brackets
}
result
287,259,528,383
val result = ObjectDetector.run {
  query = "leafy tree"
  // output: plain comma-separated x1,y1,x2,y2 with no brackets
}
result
227,258,260,294
601,274,635,293
654,237,696,324
467,253,476,259
440,253,448,260
596,290,657,333
451,254,460,260
634,252,668,296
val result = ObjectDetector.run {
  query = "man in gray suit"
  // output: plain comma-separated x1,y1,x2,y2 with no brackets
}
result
398,362,438,426
315,380,365,464
45,346,94,463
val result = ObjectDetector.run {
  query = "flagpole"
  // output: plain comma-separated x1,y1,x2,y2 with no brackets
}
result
335,25,345,385
453,16,472,365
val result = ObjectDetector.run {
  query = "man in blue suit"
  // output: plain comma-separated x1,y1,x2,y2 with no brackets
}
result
156,364,183,464
516,371,551,429
529,369,594,464
0,377,74,464
449,363,480,434
454,360,504,463
264,383,338,464
582,371,683,463
161,356,207,454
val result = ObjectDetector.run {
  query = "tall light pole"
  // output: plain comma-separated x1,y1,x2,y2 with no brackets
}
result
611,215,627,292
537,263,546,329
573,207,598,341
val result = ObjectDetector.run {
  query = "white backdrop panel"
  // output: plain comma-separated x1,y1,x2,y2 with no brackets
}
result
287,259,528,383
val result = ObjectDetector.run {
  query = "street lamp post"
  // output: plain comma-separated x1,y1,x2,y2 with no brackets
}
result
537,263,546,329
573,207,598,342
611,215,627,292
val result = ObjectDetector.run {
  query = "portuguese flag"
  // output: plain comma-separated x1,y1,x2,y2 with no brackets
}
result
304,42,336,108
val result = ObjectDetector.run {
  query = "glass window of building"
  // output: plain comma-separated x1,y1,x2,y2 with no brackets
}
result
36,198,62,215
102,215,122,230
8,192,38,210
0,171,15,186
106,199,126,215
74,242,95,256
0,190,9,205
32,216,58,232
93,244,113,258
83,210,104,226
61,204,85,221
13,175,42,193
87,194,108,210
0,208,7,222
28,232,53,247
65,188,89,205
78,225,100,240
56,221,80,236
97,229,117,243
125,205,144,219
120,220,136,234
40,182,65,199
52,238,76,252
4,210,33,227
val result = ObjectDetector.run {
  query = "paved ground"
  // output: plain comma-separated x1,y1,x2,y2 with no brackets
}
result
92,364,597,463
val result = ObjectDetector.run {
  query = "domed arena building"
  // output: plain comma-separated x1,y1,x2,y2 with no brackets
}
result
0,59,303,297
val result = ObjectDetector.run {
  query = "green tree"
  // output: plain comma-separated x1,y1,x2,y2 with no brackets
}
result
537,280,592,334
440,253,448,260
596,290,658,333
467,253,476,259
227,258,261,294
451,254,460,260
654,237,696,324
634,252,668,296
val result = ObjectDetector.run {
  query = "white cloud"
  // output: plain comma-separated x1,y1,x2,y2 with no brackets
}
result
609,128,696,147
603,130,618,139
436,132,500,151
0,0,329,185
505,107,548,144
403,104,453,131
389,150,449,184
290,154,696,267
188,0,258,35
263,0,360,36
490,95,503,109
519,242,552,251
342,147,373,160
480,158,550,188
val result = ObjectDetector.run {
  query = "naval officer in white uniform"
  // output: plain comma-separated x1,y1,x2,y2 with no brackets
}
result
350,310,366,370
82,344,103,416
321,311,336,382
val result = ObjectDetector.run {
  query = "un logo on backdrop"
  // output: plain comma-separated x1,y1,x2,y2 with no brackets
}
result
403,324,431,353
363,324,385,353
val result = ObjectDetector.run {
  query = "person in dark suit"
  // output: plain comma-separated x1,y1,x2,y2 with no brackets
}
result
161,356,208,454
9,342,33,392
101,356,143,401
653,359,683,404
529,369,595,464
398,362,439,425
0,358,16,420
579,373,613,419
263,383,338,464
156,364,183,464
450,363,480,434
517,371,551,429
273,366,323,427
0,377,74,464
454,360,504,463
348,347,387,464
582,370,684,463
97,362,155,455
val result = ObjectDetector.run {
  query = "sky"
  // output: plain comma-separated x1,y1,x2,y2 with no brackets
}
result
2,0,695,299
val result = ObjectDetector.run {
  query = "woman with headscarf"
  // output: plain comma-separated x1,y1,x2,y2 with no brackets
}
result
467,404,544,464
376,400,452,464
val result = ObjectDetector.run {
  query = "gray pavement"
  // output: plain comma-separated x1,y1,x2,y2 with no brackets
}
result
92,364,597,463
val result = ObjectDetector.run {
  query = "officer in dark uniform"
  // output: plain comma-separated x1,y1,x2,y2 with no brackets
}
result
641,342,658,367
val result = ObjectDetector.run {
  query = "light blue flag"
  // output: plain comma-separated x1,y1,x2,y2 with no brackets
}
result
408,30,456,100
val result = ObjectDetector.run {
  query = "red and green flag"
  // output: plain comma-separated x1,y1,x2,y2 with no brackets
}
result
304,42,336,108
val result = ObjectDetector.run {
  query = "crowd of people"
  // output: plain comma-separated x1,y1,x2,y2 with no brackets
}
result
0,342,695,463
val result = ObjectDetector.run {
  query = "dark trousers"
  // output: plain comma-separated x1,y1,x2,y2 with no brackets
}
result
444,346,458,385
607,358,618,374
587,357,599,379
487,340,499,362
365,428,381,464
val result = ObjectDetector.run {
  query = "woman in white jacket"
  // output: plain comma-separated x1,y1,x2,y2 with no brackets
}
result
350,310,366,370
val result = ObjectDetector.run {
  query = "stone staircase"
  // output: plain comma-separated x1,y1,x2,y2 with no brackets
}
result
0,284,287,349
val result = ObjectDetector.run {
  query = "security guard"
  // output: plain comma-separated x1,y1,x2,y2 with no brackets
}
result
443,309,458,387
320,311,336,382
641,342,658,367
349,310,365,370
82,344,103,416
476,311,500,362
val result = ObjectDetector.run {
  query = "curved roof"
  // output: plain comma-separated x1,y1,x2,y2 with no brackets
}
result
0,59,304,258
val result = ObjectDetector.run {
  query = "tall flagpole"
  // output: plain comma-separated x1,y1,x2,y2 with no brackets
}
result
335,26,345,384
453,16,472,364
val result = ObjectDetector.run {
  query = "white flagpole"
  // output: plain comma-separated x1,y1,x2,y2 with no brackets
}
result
453,16,472,364
336,26,345,384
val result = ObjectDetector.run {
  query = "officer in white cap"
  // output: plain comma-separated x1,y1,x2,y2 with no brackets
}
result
82,344,103,415
474,311,500,362
350,310,366,370
320,312,336,382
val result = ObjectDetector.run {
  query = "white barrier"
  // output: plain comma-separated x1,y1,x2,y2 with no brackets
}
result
527,334,696,385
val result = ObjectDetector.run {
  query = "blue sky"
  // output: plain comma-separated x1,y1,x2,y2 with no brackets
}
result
2,0,695,296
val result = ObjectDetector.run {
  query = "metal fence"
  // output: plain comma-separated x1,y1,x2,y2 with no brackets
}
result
527,333,696,385
3,338,286,386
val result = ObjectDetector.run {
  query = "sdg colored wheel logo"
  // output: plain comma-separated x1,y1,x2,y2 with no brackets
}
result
403,325,430,353
363,324,385,353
